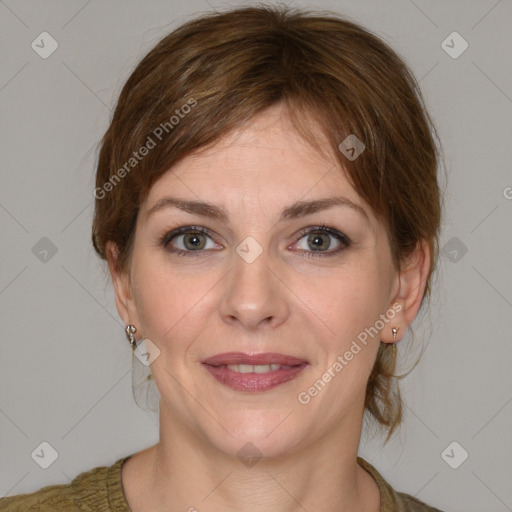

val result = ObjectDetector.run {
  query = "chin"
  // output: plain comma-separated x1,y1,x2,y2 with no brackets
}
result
198,408,307,462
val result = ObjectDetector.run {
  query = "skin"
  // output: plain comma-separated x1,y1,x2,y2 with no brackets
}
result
108,103,430,512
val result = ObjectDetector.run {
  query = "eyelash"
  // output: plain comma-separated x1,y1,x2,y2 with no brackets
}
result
295,225,351,258
158,224,351,258
159,226,217,258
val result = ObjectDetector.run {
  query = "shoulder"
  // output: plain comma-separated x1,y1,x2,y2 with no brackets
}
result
357,457,445,512
0,481,79,512
395,491,445,512
0,455,132,512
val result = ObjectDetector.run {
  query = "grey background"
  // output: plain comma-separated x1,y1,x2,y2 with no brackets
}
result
1,0,511,510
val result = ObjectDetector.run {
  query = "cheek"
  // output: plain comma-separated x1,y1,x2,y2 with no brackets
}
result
131,256,218,348
303,267,389,410
315,261,390,342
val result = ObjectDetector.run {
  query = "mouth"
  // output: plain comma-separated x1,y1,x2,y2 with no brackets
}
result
201,352,309,392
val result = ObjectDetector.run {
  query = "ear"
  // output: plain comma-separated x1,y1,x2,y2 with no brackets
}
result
381,239,431,343
106,241,135,327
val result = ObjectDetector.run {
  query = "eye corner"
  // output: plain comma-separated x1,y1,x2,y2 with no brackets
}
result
158,225,224,257
291,225,351,258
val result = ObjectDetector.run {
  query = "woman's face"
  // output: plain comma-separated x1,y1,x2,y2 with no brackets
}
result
113,105,403,459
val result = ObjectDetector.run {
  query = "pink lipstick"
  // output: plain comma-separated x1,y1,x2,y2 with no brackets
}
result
202,352,309,392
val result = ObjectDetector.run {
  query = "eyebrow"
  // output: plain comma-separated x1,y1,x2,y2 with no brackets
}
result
280,197,368,222
146,196,369,223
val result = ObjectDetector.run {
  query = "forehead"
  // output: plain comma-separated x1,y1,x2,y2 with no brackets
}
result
143,105,375,226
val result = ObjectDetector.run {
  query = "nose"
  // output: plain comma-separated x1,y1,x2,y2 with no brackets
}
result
219,244,290,332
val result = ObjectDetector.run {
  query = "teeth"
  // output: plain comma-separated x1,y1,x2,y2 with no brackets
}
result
226,364,282,373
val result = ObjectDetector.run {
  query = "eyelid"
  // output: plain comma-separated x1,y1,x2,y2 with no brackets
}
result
159,225,223,256
289,225,351,256
160,225,217,246
294,225,351,245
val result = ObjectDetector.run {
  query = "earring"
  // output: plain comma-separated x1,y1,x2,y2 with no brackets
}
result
392,326,399,342
125,324,137,349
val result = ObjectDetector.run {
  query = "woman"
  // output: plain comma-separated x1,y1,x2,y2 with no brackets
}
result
1,5,444,511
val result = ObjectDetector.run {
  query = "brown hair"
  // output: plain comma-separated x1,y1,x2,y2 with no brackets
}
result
92,5,442,438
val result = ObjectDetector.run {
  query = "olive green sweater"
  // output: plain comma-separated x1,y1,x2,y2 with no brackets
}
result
0,455,443,511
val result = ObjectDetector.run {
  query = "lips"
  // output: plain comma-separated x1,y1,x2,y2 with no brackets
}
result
202,352,308,367
202,352,309,392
